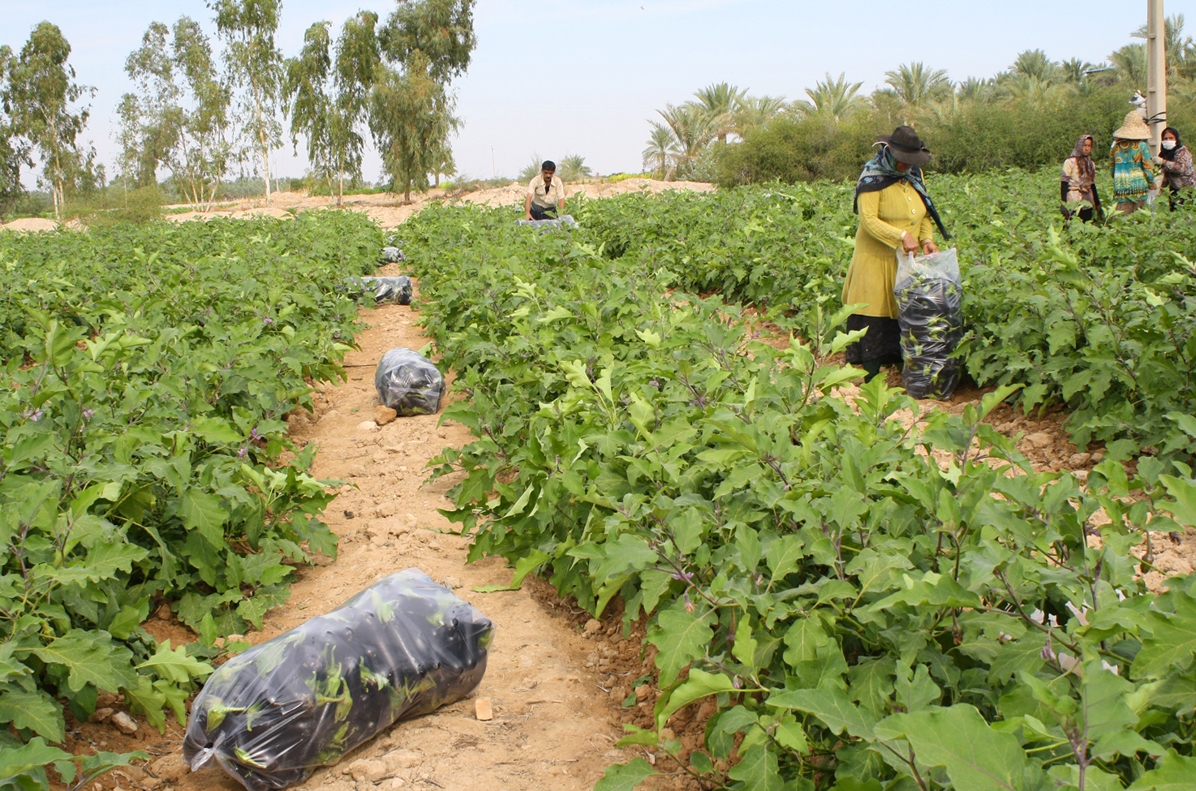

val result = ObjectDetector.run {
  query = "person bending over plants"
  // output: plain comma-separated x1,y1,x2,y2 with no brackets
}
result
1060,134,1103,222
842,125,949,383
524,160,566,220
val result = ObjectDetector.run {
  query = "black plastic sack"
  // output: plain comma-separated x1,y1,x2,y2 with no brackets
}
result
362,276,413,305
183,569,493,791
375,348,444,416
894,249,963,400
379,246,406,263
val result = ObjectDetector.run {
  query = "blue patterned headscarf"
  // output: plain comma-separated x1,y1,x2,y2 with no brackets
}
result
853,145,950,239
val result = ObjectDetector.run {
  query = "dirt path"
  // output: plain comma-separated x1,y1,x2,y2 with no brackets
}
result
87,293,646,791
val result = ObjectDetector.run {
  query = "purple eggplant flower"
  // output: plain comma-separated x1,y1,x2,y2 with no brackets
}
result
238,446,249,458
82,409,94,420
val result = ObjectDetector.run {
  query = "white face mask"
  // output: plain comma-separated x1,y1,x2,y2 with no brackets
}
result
1163,140,1177,150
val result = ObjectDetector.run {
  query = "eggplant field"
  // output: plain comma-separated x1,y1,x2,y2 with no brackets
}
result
2,168,1196,791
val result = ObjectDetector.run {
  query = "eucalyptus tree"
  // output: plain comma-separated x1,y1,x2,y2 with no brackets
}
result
883,62,951,119
371,0,476,202
285,14,380,204
795,72,865,122
284,22,335,193
370,51,447,202
693,82,746,143
0,45,27,215
4,22,94,219
120,22,183,189
332,11,380,198
171,17,232,209
211,0,284,204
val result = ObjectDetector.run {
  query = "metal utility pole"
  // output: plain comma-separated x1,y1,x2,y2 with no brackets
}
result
1147,0,1168,155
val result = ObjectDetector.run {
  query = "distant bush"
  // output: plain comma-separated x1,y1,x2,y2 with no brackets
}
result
65,186,165,226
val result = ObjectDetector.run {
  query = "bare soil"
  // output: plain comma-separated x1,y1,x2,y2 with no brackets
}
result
158,178,715,227
65,287,676,791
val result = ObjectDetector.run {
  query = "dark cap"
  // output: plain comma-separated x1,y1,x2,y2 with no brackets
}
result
876,125,932,165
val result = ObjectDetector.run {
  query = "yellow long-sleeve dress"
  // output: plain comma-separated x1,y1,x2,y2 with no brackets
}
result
842,181,936,320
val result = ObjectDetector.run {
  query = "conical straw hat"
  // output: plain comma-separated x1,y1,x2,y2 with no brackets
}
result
1113,110,1151,140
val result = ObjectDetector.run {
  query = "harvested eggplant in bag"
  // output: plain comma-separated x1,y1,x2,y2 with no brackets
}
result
375,348,444,416
184,569,493,791
894,248,963,400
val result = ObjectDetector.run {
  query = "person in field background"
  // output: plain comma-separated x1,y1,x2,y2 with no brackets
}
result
524,160,566,221
1110,111,1155,214
1061,134,1103,222
1157,126,1196,210
842,125,949,383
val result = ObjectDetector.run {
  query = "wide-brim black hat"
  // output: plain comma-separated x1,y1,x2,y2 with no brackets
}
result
877,125,932,165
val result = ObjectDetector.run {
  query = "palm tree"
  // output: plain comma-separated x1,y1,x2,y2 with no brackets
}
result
884,62,951,119
734,95,787,136
693,82,747,143
656,103,715,178
795,72,865,122
518,154,542,182
1059,58,1098,85
1134,13,1193,76
557,154,591,182
956,76,994,103
642,122,677,179
1010,49,1059,82
1110,44,1147,91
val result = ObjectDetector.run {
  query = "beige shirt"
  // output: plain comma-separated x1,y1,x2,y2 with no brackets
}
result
528,174,566,209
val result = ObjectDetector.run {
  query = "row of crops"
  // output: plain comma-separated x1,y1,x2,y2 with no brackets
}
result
399,170,1196,790
0,213,383,786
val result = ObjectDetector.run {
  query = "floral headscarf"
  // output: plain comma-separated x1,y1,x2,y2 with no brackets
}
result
1063,134,1096,190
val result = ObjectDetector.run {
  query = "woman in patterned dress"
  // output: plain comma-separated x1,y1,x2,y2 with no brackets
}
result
1109,111,1155,214
1158,127,1196,210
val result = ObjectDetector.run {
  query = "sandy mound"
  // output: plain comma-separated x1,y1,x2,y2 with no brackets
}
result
1,217,58,232
162,179,716,228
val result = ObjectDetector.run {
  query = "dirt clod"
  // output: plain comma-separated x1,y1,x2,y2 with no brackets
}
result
374,406,398,426
475,698,493,721
111,712,138,735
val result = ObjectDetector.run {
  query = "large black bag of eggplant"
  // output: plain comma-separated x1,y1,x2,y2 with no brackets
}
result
375,348,444,416
183,569,493,791
894,248,963,400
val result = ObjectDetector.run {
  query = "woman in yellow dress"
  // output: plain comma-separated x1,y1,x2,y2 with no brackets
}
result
842,125,949,382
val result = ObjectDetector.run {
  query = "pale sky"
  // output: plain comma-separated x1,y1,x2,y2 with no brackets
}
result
4,0,1194,183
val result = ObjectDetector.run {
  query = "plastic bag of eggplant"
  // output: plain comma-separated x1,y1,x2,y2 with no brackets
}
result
894,248,963,400
353,275,413,305
379,246,406,263
516,214,578,231
184,570,493,791
375,348,444,416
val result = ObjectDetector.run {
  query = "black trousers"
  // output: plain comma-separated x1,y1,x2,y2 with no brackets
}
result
529,203,558,220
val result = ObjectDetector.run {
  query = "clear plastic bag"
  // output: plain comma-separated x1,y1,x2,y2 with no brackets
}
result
516,215,578,231
184,569,493,791
375,348,444,416
894,248,963,399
